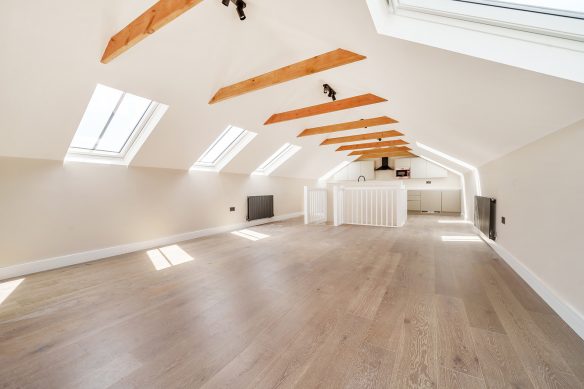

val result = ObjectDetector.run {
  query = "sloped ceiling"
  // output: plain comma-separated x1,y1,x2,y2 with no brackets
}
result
1,0,583,179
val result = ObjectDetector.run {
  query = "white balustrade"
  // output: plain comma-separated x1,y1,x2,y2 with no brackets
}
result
333,184,407,228
304,187,328,224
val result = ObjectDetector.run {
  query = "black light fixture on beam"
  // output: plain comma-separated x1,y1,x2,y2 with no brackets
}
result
323,84,337,101
222,0,247,20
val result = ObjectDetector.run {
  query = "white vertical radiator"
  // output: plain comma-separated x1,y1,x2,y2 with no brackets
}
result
333,185,407,228
304,187,328,224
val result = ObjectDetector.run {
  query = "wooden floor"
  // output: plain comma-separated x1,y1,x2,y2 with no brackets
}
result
1,215,584,388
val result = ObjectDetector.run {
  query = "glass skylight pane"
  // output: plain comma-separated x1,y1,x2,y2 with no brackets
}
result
67,83,166,165
495,0,584,13
461,0,584,16
254,143,301,175
258,144,290,170
70,84,122,150
192,125,257,172
198,126,245,164
95,93,151,153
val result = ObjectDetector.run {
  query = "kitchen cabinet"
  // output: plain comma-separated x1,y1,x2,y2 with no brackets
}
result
394,158,411,170
441,190,461,213
426,162,448,178
333,161,374,181
407,158,448,179
347,163,361,180
410,158,427,179
408,200,421,211
360,160,375,180
407,190,421,211
421,191,442,212
408,189,461,214
333,167,348,181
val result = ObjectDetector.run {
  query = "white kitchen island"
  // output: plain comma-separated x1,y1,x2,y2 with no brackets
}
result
333,182,408,228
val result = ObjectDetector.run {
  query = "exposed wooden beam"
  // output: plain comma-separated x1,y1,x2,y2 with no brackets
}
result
357,152,416,160
336,139,408,151
297,116,397,137
320,130,403,146
348,146,411,156
352,148,412,155
209,49,366,104
101,0,203,64
265,94,387,125
395,154,417,158
357,153,417,161
354,151,413,157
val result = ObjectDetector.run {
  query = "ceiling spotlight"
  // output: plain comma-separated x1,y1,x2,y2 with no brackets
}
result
323,84,337,101
222,0,247,21
236,1,246,20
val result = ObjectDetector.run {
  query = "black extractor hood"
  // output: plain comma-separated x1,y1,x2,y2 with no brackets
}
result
375,157,394,171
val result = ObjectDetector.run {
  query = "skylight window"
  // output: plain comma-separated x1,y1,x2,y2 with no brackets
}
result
191,125,257,172
66,84,168,165
460,0,584,19
253,143,301,176
393,0,584,44
319,160,352,181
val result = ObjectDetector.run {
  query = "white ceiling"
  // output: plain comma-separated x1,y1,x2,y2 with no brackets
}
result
1,0,583,179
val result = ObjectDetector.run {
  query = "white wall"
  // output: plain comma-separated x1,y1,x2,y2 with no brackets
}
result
474,119,584,332
0,157,311,270
463,170,478,222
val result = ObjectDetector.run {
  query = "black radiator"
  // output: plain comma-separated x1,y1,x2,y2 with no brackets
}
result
474,196,496,240
247,195,274,221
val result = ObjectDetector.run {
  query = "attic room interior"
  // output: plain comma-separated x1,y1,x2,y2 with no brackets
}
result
1,0,584,387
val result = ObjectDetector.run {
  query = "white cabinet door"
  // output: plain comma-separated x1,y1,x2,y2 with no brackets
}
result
441,190,461,213
410,158,427,178
360,161,375,180
408,200,421,211
347,163,361,181
407,190,421,200
395,158,411,170
333,165,348,180
426,162,448,178
407,190,421,211
421,191,442,212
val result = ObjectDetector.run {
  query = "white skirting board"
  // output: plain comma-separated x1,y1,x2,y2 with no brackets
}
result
0,212,303,281
476,228,584,341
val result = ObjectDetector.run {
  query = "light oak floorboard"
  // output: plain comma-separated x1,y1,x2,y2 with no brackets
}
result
435,295,482,378
438,367,487,389
1,215,583,388
471,327,534,389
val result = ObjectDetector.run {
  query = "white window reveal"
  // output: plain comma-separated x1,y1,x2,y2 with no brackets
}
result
460,0,584,19
393,0,584,45
191,125,257,172
252,143,301,176
66,84,168,165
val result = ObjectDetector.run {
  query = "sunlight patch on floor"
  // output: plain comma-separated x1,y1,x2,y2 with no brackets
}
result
441,235,482,242
231,229,270,241
147,245,194,270
0,278,24,305
438,220,472,224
